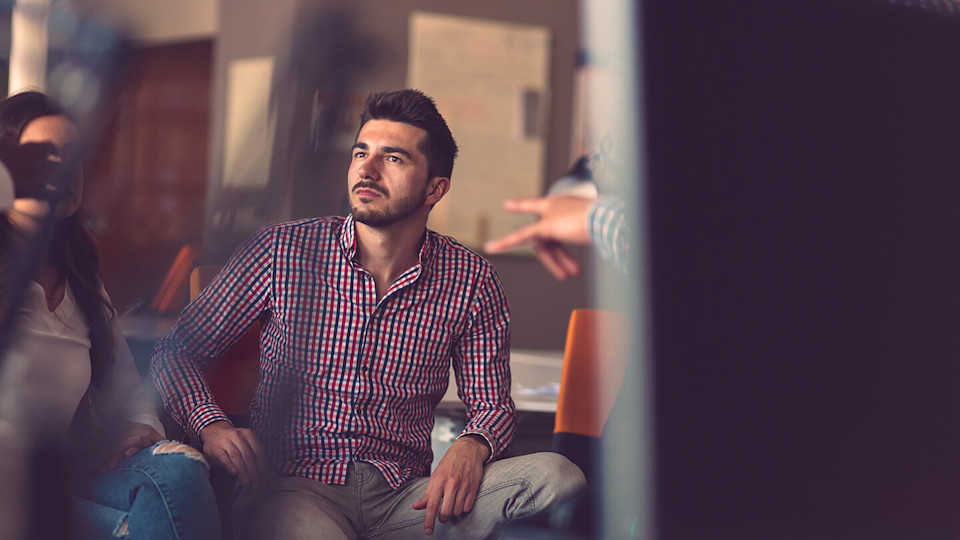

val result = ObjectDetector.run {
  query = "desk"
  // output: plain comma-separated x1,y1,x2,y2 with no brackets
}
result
439,349,563,412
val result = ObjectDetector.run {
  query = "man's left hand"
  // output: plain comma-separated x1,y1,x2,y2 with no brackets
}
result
412,434,491,535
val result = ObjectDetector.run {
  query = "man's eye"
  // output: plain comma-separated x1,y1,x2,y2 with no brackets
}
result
354,152,366,159
387,156,401,163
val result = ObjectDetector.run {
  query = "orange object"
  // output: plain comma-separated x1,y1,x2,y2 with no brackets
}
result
189,265,261,416
553,309,629,438
150,245,200,315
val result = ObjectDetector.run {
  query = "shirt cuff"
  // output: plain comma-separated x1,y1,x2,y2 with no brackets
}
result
587,197,629,271
457,429,498,463
187,403,231,443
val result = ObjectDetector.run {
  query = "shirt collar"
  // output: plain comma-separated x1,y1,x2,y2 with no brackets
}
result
339,213,359,261
338,213,438,270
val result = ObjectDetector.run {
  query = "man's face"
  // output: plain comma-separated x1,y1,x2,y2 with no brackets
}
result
348,119,434,228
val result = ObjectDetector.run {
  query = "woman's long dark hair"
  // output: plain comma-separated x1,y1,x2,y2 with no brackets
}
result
0,91,115,388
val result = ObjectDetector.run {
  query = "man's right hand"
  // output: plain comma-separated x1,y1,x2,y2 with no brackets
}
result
199,420,268,489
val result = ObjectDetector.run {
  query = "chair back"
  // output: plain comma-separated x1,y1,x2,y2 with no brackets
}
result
150,244,199,314
554,308,629,438
551,309,629,540
189,265,261,417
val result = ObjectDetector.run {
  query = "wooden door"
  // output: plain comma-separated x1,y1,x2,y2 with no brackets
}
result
84,40,212,312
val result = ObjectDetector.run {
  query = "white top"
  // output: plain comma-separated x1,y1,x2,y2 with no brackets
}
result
0,281,163,438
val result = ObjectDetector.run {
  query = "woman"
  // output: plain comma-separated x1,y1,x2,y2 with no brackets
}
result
0,91,220,539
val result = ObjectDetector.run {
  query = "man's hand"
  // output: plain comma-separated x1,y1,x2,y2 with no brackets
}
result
199,420,268,489
412,435,490,535
106,422,165,469
484,196,594,281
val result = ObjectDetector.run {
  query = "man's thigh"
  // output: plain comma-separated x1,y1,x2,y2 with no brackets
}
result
366,452,585,539
233,475,357,540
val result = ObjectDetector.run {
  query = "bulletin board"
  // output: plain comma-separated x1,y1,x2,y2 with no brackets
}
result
408,11,551,250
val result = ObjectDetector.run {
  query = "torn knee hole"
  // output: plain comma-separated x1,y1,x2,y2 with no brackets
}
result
151,441,209,468
114,516,129,537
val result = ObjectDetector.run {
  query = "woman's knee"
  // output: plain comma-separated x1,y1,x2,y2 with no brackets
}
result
149,441,209,467
120,441,211,491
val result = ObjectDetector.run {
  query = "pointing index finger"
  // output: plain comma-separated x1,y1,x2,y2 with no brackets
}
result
484,222,544,254
501,198,548,214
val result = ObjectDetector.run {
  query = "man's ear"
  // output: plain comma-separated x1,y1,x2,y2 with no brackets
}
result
425,176,450,206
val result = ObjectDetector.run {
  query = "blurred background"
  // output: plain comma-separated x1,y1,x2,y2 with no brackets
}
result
2,0,593,352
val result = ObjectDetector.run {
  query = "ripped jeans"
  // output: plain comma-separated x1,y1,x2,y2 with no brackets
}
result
77,441,221,540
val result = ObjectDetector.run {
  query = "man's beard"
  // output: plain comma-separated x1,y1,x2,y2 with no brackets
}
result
350,184,428,228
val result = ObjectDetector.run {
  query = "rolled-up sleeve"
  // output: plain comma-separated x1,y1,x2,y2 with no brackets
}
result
588,197,630,274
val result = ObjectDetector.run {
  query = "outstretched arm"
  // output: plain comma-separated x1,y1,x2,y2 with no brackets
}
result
485,195,630,279
484,196,594,281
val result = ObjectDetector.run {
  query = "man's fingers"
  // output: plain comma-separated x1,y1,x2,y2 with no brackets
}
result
548,243,581,278
424,492,441,535
452,485,470,517
231,438,261,488
214,448,239,477
484,222,542,254
533,242,572,281
463,489,478,514
501,198,548,214
202,425,266,488
438,484,458,523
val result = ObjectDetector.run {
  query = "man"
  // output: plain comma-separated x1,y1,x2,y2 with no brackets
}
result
151,89,584,539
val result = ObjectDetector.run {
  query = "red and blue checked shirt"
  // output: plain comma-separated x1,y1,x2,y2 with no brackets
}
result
150,214,516,488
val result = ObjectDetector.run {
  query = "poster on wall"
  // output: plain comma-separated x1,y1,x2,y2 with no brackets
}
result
408,11,551,250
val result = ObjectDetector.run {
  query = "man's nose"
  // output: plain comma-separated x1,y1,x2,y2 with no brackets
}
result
357,157,380,180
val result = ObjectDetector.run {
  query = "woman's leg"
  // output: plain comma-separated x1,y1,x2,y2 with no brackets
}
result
80,441,221,540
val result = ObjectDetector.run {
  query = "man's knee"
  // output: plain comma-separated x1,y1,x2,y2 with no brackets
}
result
528,452,587,499
487,452,586,502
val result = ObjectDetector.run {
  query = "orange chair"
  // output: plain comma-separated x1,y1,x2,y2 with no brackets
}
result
553,309,629,479
189,265,261,418
150,244,200,315
551,309,629,535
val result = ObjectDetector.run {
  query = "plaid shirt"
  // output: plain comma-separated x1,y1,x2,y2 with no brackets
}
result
150,214,515,488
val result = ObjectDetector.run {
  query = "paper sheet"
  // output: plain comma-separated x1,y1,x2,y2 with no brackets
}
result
223,56,275,188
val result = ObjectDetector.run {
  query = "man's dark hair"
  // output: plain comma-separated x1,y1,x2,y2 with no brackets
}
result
358,89,458,179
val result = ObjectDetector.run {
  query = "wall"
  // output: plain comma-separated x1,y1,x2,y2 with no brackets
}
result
73,0,218,44
206,0,587,349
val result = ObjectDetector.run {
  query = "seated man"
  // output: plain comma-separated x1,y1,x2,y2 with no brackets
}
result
151,89,584,539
